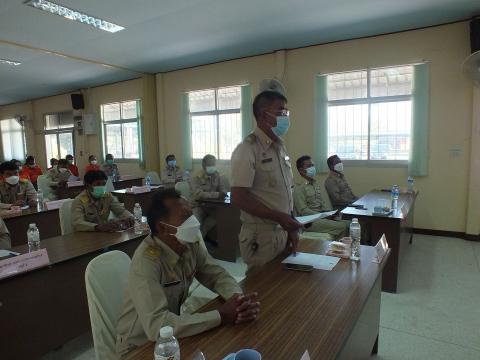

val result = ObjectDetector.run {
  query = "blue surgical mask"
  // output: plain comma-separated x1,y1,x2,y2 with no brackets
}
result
106,159,114,165
167,160,177,167
306,166,316,178
271,115,290,137
205,166,216,175
92,186,107,198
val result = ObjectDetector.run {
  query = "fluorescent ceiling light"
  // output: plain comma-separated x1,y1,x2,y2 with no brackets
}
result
25,0,125,33
0,58,21,66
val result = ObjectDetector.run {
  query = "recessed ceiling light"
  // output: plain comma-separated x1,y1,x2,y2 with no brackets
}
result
0,58,21,66
25,0,125,33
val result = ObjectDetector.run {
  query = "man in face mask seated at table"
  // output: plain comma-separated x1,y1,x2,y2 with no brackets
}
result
0,161,37,209
71,170,134,232
46,158,72,200
294,155,349,239
324,155,358,210
116,188,259,356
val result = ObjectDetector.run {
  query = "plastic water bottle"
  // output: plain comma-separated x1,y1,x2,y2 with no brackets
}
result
133,203,143,234
36,190,44,212
27,223,40,250
154,326,180,360
183,170,190,182
145,176,151,190
391,185,400,210
407,176,414,192
112,168,118,182
350,218,361,261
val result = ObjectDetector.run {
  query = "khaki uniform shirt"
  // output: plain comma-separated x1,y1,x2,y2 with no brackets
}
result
46,168,73,200
116,235,242,355
0,218,11,250
71,190,132,231
0,179,37,209
191,170,229,203
161,166,183,185
293,180,328,216
231,127,294,224
102,163,119,178
324,173,357,209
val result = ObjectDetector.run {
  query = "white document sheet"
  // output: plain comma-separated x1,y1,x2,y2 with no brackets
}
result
282,252,340,271
0,250,20,258
295,211,337,225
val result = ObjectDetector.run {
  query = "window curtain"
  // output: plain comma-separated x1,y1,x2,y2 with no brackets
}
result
137,99,146,169
180,93,192,170
241,84,253,137
314,75,329,173
409,63,430,176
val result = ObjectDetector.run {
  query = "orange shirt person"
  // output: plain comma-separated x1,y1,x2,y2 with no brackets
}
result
66,154,79,177
85,155,100,173
23,155,43,186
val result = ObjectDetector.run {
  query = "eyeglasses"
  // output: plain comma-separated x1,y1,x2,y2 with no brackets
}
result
267,110,290,117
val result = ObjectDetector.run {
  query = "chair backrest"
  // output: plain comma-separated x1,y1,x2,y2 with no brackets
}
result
85,251,131,360
59,198,75,235
37,175,51,199
105,178,115,192
145,171,161,185
175,180,192,200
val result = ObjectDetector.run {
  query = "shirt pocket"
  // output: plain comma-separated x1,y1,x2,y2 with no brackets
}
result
161,279,185,312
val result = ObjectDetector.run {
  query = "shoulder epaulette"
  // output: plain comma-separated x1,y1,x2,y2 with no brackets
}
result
80,194,89,204
245,133,257,144
144,245,161,260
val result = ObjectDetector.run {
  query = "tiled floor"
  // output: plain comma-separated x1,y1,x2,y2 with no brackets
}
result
41,235,480,359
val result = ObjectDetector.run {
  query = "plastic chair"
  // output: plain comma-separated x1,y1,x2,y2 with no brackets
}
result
145,171,161,185
175,180,192,200
37,175,52,200
85,251,131,360
59,199,75,235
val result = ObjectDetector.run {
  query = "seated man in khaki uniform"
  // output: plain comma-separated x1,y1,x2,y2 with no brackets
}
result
324,155,358,210
0,218,11,250
294,155,349,239
0,161,37,209
116,189,259,356
191,154,229,238
72,170,134,232
161,154,183,186
102,153,120,179
46,158,72,200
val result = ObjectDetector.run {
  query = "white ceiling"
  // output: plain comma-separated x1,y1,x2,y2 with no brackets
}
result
1,0,479,105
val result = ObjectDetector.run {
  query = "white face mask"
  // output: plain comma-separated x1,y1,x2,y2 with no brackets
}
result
5,175,19,185
334,163,344,172
91,160,97,165
161,215,201,244
58,168,68,173
18,166,23,171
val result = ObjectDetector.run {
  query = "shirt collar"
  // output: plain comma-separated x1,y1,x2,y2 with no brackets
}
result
150,235,181,266
254,126,282,150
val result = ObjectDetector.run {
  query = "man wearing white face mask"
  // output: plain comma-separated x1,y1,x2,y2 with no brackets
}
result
116,189,260,356
191,154,230,238
325,155,358,210
45,158,72,200
231,91,303,270
0,161,37,209
293,156,349,239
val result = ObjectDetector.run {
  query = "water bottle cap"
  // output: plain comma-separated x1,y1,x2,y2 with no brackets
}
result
135,203,140,207
160,326,173,338
352,218,359,222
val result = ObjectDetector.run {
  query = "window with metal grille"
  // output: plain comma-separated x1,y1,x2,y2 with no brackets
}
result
327,65,413,161
189,86,242,160
44,111,75,164
101,100,140,160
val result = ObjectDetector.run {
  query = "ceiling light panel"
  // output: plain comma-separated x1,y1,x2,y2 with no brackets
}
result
25,0,125,33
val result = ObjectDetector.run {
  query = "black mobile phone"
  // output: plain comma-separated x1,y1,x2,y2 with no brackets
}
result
283,263,314,272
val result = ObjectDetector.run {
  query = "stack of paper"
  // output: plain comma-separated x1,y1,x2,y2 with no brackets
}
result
295,211,337,225
282,252,340,271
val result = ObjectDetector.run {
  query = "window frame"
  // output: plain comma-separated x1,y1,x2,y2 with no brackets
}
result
0,118,27,162
189,86,242,161
43,111,75,164
327,66,413,166
100,99,141,163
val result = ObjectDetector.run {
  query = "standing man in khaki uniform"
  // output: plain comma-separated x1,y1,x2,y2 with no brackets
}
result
116,189,259,356
191,154,229,237
324,155,358,210
72,170,133,232
0,161,37,209
46,158,72,200
294,155,349,239
0,218,11,250
161,154,183,186
231,91,303,269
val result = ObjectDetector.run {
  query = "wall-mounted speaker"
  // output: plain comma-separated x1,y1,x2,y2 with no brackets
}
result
71,93,84,110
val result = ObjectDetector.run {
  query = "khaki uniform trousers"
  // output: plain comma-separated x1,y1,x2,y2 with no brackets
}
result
307,219,350,240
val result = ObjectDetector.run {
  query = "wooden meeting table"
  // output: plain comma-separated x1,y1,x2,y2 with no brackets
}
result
125,239,390,360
